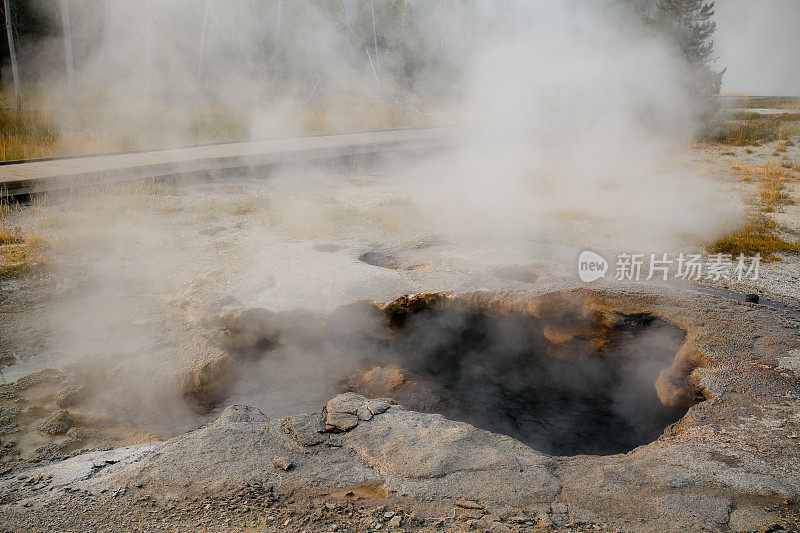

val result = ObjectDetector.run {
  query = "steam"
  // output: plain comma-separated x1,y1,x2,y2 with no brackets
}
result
6,1,736,442
715,0,800,96
397,1,736,255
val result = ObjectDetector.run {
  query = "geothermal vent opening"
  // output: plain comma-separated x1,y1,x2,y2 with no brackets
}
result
217,293,706,457
344,294,705,456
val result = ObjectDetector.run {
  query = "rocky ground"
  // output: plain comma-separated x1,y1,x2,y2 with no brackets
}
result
1,133,799,531
694,136,800,306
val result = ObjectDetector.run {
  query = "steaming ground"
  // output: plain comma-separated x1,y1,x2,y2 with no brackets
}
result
0,141,799,530
1,127,796,442
2,0,799,529
0,146,743,433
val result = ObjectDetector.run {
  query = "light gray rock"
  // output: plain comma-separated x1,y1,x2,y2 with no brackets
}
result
326,393,366,415
326,412,359,432
8,363,800,533
324,393,392,431
342,408,560,506
366,400,391,415
356,405,373,421
284,412,327,447
778,350,800,371
72,404,381,498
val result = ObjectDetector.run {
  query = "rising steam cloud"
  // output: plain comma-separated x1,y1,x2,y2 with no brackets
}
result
9,0,739,435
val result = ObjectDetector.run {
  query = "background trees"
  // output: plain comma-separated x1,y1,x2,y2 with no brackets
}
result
656,0,725,98
1,0,724,129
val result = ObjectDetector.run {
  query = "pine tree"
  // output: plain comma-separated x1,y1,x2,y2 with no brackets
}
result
656,0,725,96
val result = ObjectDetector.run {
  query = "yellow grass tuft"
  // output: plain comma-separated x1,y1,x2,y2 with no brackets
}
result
757,165,793,212
707,120,781,146
0,195,46,277
709,213,800,261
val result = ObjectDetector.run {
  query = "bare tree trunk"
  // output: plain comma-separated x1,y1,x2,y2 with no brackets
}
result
60,0,75,105
144,0,152,101
216,3,256,73
271,0,282,92
399,1,406,63
366,49,380,88
101,0,116,73
370,0,381,85
250,0,269,85
439,0,447,53
197,0,210,81
3,0,21,108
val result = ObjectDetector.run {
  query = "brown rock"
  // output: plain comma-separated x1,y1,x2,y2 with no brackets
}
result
37,410,72,436
180,338,238,407
273,456,294,471
346,366,445,412
56,384,86,408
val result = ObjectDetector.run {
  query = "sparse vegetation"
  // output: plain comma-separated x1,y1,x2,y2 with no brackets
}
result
711,163,799,260
704,119,781,145
728,110,762,121
0,106,59,161
736,97,800,109
0,93,436,162
756,165,794,212
709,213,800,260
0,195,45,277
0,195,25,245
774,113,800,122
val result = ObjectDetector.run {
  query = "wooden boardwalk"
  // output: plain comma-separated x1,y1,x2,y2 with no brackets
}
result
0,126,458,196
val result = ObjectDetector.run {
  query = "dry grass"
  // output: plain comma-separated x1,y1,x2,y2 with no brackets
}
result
755,165,794,212
709,163,800,260
228,194,270,216
0,107,60,161
780,160,800,171
1,90,441,163
728,110,762,121
0,195,46,277
709,213,800,260
0,93,136,160
736,97,800,110
0,195,25,245
773,112,800,121
706,120,781,145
